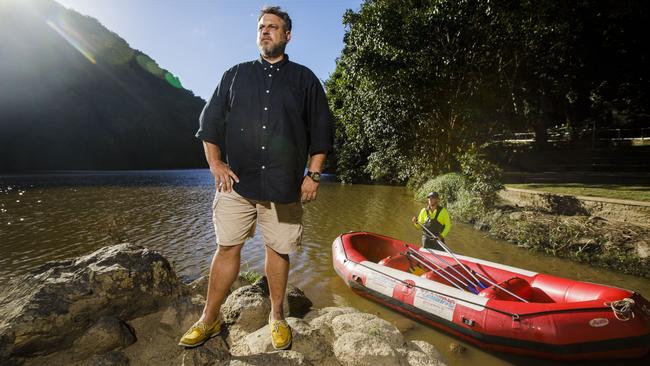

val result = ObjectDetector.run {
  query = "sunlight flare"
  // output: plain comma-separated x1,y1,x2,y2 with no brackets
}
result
46,18,96,64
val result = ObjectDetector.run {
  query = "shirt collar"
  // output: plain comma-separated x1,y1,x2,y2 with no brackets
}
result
258,54,290,69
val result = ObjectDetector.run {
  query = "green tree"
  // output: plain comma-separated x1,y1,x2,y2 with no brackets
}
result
327,0,510,184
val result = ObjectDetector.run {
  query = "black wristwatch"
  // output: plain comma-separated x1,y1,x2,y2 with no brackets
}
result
306,171,321,183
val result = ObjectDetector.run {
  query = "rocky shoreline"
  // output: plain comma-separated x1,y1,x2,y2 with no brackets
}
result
0,244,447,366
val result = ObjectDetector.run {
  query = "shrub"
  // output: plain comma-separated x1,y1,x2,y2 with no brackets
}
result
415,172,466,206
457,147,503,207
414,147,503,223
414,172,491,223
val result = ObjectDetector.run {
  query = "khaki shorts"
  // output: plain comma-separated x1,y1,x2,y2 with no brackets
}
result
212,189,303,254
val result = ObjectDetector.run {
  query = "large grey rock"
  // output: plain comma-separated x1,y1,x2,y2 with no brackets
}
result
221,276,313,344
252,277,313,317
303,307,359,342
400,340,446,366
83,351,130,366
308,308,445,366
179,336,231,366
71,316,136,358
119,297,224,365
229,350,311,365
284,285,313,318
0,244,183,360
234,318,338,365
330,312,404,348
221,283,271,339
333,332,399,366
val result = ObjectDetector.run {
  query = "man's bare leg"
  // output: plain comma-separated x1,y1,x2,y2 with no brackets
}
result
265,245,290,320
200,244,243,324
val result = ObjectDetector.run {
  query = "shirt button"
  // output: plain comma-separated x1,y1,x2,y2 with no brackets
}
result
268,74,272,77
262,165,266,169
262,125,267,129
240,128,244,131
261,146,266,150
266,90,270,93
264,107,268,111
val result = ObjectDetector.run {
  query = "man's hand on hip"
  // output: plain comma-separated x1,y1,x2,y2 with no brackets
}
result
300,176,319,202
211,161,239,193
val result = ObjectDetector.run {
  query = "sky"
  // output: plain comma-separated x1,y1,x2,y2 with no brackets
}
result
55,0,364,100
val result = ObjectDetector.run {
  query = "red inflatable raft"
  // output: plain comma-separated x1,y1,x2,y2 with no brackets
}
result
332,232,650,360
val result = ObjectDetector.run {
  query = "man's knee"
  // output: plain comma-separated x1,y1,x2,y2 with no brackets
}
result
216,244,243,258
266,245,290,262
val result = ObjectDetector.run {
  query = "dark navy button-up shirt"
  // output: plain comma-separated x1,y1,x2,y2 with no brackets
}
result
196,55,334,203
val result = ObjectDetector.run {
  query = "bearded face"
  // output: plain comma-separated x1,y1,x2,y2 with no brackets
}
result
257,14,291,59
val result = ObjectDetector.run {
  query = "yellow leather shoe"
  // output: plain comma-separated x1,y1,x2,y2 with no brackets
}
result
178,318,221,348
269,315,292,350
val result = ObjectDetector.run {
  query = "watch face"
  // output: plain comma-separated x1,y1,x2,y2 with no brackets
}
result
310,172,321,182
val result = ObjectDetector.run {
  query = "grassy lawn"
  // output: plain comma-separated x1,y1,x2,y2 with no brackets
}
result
505,183,650,202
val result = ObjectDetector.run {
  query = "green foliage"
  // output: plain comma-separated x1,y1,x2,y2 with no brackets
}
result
241,270,262,284
327,0,510,184
457,146,503,207
415,173,465,206
414,174,484,224
413,146,503,222
328,0,650,182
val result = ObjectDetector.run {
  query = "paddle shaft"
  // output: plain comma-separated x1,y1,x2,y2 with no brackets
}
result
474,272,530,303
418,222,485,288
407,248,470,288
421,247,480,289
406,249,466,291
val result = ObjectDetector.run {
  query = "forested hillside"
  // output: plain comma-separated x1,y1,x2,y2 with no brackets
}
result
0,0,206,170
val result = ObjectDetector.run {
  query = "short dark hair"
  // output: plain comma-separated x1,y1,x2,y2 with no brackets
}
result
259,6,292,32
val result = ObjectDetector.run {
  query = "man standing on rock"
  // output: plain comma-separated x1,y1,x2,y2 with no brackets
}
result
179,6,333,350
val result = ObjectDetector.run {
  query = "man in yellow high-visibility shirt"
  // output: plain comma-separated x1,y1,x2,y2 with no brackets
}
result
411,191,451,250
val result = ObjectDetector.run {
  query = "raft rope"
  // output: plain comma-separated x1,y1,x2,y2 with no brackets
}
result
605,298,635,321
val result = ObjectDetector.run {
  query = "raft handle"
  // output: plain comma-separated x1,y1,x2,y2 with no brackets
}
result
462,317,475,326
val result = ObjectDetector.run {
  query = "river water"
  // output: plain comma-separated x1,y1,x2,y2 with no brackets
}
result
1,170,648,365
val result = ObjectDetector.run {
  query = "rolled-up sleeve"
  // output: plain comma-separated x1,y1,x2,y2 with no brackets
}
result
306,74,334,155
195,67,235,150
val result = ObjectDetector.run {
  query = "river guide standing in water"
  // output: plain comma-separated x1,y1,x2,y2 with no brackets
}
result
412,191,451,250
179,6,334,350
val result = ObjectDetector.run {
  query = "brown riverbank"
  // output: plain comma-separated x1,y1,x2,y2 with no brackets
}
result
470,189,650,278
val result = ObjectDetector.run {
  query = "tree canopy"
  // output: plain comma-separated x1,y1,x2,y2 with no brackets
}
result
327,0,650,184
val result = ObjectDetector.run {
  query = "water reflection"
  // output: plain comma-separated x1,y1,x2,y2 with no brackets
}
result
0,170,648,366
